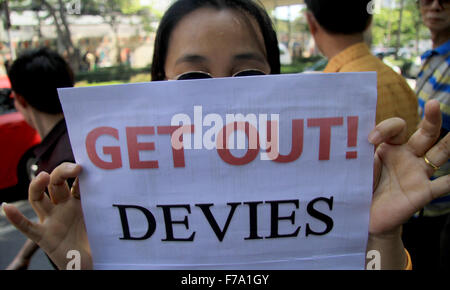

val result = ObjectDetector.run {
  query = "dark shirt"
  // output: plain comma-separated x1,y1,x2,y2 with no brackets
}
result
32,118,74,269
33,118,75,176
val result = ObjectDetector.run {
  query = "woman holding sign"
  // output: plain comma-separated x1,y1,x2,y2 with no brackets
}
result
3,0,450,270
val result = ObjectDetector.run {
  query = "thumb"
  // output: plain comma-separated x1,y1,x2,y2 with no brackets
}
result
2,203,43,244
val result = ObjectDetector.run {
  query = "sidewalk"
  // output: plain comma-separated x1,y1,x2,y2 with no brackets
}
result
0,200,54,270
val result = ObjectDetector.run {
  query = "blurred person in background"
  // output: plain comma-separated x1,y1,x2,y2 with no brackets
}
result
304,0,419,139
402,0,450,270
5,47,75,270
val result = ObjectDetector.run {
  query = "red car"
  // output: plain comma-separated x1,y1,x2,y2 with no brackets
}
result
0,75,41,202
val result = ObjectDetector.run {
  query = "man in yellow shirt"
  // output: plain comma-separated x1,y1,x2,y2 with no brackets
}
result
304,0,419,138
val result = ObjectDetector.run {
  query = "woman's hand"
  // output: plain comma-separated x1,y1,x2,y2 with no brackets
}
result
2,163,92,270
369,100,449,234
366,100,450,269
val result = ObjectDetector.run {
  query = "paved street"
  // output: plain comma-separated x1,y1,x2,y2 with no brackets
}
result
0,200,54,270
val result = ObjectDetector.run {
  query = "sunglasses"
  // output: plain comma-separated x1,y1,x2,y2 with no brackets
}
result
175,69,266,80
419,0,450,8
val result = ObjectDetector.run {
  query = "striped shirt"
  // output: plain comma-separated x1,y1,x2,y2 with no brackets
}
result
416,39,450,216
416,39,450,131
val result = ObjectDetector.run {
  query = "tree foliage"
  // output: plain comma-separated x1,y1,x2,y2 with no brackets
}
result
2,0,157,69
372,0,429,56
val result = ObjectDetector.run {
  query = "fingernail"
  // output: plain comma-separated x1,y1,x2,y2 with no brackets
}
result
368,131,381,144
34,171,46,181
66,163,78,170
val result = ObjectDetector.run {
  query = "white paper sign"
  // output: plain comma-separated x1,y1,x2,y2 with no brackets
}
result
59,72,377,270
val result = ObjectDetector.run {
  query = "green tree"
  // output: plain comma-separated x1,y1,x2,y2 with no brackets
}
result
80,0,156,64
6,0,82,71
372,0,428,57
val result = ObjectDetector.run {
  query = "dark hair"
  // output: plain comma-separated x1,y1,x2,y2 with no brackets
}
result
305,0,372,35
8,47,74,114
151,0,280,81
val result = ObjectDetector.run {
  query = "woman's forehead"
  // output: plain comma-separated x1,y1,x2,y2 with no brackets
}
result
167,7,267,57
175,6,258,29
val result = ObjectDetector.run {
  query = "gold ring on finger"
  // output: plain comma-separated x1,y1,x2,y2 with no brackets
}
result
424,156,440,171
